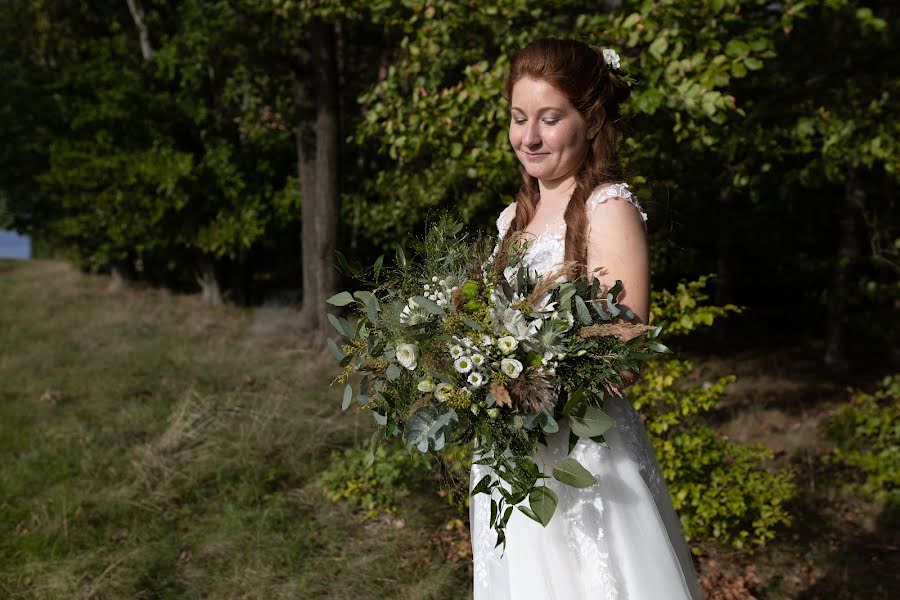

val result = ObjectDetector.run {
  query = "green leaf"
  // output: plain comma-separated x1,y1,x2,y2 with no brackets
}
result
342,384,353,411
470,474,493,496
570,406,615,438
648,341,670,353
553,457,598,488
574,295,592,324
395,244,406,268
649,37,668,60
404,405,459,452
327,313,353,337
528,487,558,527
327,338,346,362
411,295,443,315
326,291,354,307
386,364,402,380
373,254,384,280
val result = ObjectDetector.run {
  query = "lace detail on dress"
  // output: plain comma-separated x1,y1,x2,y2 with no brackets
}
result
587,182,648,223
496,183,646,285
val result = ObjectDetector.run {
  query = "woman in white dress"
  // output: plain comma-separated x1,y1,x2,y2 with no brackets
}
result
469,38,705,600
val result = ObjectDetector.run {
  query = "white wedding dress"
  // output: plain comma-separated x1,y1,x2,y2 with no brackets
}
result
470,183,705,600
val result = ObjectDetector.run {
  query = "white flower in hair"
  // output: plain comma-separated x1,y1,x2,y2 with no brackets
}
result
602,48,621,70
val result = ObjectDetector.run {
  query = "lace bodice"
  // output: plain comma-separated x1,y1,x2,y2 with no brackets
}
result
497,182,647,282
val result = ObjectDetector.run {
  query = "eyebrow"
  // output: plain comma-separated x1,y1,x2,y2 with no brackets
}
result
510,106,564,114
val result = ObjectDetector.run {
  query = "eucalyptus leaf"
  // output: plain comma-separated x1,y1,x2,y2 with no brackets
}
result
386,364,402,380
552,457,598,488
327,338,346,361
569,405,615,438
342,384,353,411
528,487,558,527
542,412,559,434
326,291,354,307
404,405,458,453
574,295,592,324
411,295,443,315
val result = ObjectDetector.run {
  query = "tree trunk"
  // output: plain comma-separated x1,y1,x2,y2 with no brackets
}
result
124,0,154,61
293,75,319,332
295,20,340,334
310,19,342,337
824,173,862,370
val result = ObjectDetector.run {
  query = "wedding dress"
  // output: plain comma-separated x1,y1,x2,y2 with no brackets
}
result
470,183,705,600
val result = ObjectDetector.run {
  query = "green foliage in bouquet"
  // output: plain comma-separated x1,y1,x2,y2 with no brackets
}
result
328,217,669,546
631,275,798,549
821,375,900,513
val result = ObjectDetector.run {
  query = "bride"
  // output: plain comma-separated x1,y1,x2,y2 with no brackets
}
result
469,38,705,599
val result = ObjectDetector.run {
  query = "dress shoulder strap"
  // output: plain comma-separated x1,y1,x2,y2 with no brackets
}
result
496,201,517,238
586,182,648,223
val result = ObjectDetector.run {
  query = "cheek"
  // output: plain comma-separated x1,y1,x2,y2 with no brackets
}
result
508,126,520,148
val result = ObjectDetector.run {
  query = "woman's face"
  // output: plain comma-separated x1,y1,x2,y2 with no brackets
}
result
508,76,590,185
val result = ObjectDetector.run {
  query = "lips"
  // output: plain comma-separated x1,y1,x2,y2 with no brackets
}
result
523,151,549,159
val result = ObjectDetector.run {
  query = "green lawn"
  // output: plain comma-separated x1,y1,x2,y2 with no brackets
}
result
0,260,467,599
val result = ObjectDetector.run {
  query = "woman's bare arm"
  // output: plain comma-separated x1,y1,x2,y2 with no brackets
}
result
585,197,651,388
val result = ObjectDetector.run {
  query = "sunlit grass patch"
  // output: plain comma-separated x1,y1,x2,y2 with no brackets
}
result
0,260,468,599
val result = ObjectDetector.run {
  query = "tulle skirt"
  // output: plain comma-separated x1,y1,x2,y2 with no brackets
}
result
470,394,705,599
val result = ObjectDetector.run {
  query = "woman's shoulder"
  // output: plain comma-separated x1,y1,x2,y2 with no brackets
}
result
586,181,647,223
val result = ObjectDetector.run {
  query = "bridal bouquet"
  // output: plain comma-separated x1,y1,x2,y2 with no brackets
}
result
328,218,668,546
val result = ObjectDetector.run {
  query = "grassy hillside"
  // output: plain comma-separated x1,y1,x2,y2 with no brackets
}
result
0,260,466,599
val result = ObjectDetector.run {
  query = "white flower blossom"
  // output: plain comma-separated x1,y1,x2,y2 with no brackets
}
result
498,336,518,354
449,344,464,359
481,335,493,347
461,336,474,348
467,372,485,387
454,356,474,374
471,353,485,367
602,48,621,70
396,343,418,370
432,276,439,282
417,378,435,393
435,383,454,402
423,284,430,291
501,358,524,379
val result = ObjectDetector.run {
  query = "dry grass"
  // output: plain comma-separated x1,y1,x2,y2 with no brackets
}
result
0,259,467,599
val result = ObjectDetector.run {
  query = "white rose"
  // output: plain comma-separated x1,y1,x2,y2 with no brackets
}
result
497,336,518,354
435,382,454,402
501,358,524,379
417,378,435,393
396,343,418,370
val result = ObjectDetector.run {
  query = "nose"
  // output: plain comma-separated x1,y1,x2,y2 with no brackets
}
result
522,120,541,149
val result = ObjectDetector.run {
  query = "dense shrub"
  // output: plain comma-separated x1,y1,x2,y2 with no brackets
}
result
632,275,798,549
318,442,433,518
821,374,899,512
